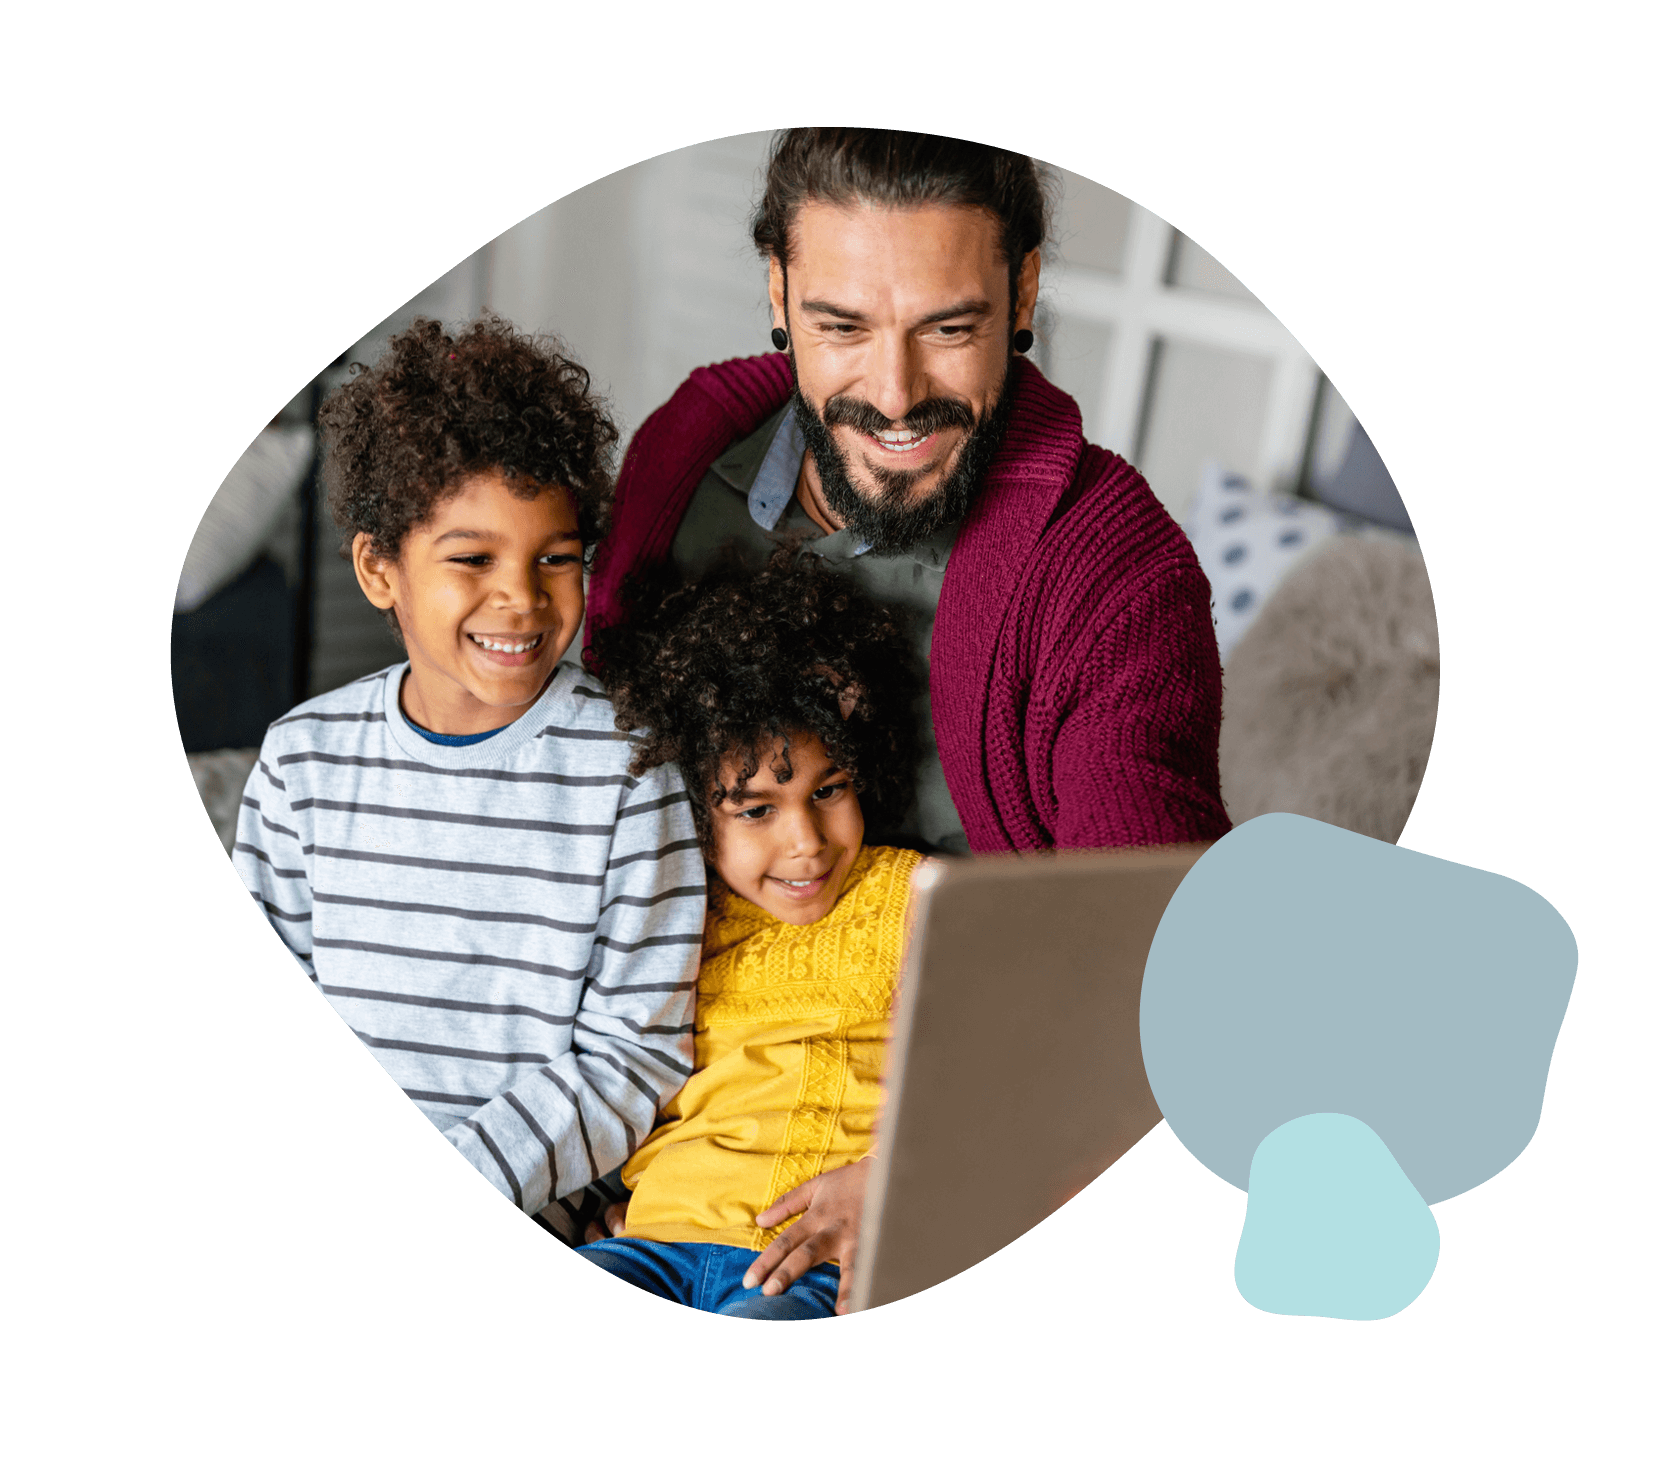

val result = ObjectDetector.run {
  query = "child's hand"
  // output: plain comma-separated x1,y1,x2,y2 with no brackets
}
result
583,1201,628,1245
743,1160,871,1314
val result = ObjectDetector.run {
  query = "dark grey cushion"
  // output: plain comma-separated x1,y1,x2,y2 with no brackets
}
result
1311,423,1414,534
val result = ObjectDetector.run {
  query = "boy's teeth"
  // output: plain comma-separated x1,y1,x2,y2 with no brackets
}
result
472,634,540,654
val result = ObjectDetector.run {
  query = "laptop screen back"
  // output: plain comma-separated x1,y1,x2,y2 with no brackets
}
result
850,844,1207,1312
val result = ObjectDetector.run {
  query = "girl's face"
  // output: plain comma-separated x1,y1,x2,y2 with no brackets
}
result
708,731,864,926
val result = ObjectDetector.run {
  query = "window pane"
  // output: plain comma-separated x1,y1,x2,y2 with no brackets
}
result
1307,376,1358,487
1167,233,1263,307
1054,170,1133,275
1137,338,1273,522
1039,311,1114,443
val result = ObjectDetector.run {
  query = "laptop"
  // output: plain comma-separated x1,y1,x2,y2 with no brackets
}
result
848,843,1210,1312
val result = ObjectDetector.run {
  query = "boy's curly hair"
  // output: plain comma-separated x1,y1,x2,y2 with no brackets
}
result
318,314,617,566
588,547,921,856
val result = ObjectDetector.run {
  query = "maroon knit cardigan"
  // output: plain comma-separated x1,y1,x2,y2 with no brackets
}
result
587,353,1231,853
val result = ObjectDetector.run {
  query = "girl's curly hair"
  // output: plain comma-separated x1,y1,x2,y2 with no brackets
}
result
588,547,921,856
318,314,617,567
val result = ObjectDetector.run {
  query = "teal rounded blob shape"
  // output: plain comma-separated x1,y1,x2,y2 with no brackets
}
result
1140,813,1578,1204
1235,1113,1439,1319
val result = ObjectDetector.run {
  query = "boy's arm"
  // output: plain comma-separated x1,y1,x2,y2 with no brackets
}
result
443,763,705,1213
232,736,315,977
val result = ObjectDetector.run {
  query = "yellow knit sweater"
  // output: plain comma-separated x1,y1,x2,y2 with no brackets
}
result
620,844,923,1251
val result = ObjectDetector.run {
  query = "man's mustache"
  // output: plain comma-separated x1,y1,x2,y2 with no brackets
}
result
820,394,976,437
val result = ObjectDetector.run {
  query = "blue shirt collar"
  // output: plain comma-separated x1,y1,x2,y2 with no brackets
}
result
401,713,507,747
745,408,872,557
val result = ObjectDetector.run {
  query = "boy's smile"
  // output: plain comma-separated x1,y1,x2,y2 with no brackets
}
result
710,733,864,927
352,470,586,737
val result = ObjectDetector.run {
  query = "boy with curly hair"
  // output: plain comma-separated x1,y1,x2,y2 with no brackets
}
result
234,316,706,1242
579,547,925,1317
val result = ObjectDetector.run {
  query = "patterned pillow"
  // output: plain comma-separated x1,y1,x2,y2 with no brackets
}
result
1184,463,1341,662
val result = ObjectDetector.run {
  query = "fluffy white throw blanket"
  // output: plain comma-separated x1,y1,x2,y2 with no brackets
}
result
1219,536,1439,843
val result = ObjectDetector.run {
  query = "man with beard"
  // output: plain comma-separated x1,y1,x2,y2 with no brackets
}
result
587,128,1232,856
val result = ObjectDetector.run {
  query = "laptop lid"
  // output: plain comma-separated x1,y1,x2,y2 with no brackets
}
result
849,844,1209,1312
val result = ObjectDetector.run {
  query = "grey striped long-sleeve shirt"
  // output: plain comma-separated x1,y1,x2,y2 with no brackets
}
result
234,661,706,1229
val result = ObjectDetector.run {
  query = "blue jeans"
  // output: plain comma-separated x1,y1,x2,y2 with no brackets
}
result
578,1237,841,1320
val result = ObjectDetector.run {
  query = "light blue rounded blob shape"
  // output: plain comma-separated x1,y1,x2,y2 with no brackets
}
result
1140,813,1578,1203
1235,1113,1439,1320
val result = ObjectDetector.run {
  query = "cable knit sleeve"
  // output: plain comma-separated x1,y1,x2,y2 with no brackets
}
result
1039,556,1234,850
994,434,1235,851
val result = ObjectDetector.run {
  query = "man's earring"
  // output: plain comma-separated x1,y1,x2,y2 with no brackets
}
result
1013,329,1034,354
770,327,789,351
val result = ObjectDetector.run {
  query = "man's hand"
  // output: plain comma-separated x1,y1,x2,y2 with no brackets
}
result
743,1160,871,1314
583,1200,628,1245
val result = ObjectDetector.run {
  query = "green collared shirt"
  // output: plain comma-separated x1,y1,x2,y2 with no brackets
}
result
669,404,969,856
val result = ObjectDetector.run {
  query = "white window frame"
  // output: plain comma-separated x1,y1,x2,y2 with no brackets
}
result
1047,204,1321,499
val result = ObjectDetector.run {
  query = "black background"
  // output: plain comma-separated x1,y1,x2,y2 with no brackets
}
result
159,122,1600,1359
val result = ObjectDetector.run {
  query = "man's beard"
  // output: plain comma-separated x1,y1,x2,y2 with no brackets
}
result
790,365,1015,556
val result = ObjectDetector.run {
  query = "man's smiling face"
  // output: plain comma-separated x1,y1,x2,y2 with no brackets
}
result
770,199,1039,553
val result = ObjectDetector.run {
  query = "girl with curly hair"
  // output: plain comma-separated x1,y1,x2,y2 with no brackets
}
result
579,547,928,1318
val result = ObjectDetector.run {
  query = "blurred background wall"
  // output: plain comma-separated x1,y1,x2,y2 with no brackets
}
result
175,130,1425,845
